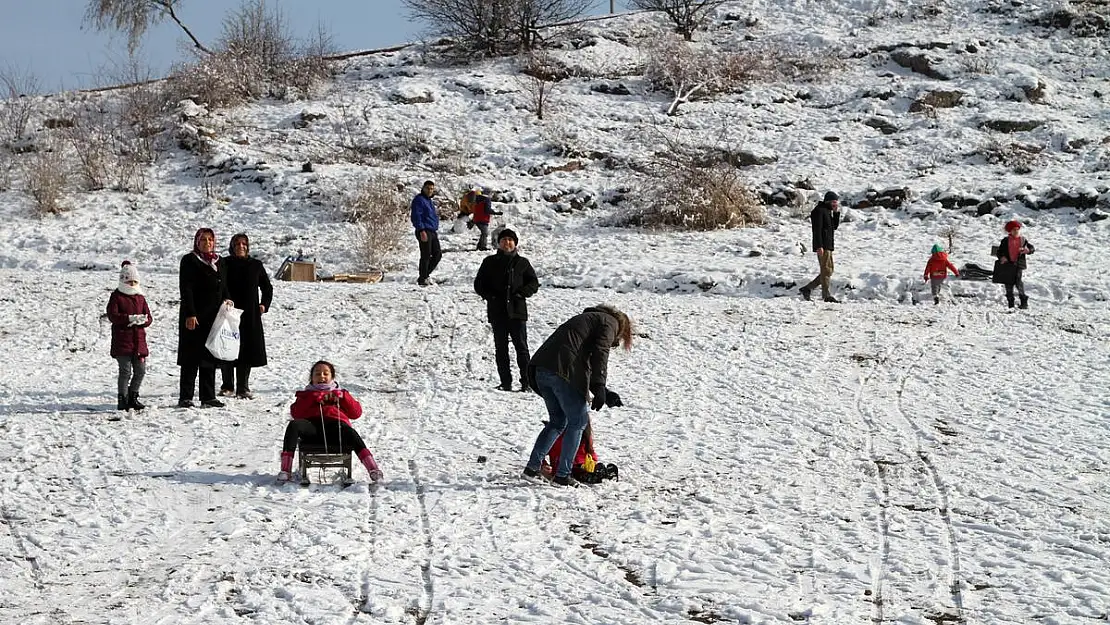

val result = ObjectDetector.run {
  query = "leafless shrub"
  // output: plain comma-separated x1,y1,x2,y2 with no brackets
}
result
979,139,1042,174
402,0,593,57
540,117,590,158
645,37,783,115
939,224,958,253
0,149,13,191
165,1,334,108
347,179,409,270
618,132,762,229
23,139,69,215
629,0,727,41
63,111,113,191
0,65,40,146
960,55,997,75
518,49,563,120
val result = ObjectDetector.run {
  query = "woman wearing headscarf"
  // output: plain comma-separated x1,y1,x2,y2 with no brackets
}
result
219,233,273,399
177,228,231,408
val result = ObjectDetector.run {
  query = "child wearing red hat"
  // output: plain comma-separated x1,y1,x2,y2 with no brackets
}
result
994,221,1035,309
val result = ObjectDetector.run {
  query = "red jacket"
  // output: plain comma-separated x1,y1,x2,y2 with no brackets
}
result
290,388,362,426
106,290,152,358
547,434,596,468
923,252,959,280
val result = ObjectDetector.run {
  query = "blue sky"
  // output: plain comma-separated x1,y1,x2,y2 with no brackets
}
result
0,0,630,92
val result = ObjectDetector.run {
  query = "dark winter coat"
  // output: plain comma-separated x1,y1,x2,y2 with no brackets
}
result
810,201,840,252
106,290,152,358
996,236,1035,271
473,250,539,322
177,252,230,367
527,307,620,400
223,255,273,367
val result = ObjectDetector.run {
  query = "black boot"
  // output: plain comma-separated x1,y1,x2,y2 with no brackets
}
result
117,394,129,411
1019,295,1028,309
128,391,145,411
1007,296,1015,309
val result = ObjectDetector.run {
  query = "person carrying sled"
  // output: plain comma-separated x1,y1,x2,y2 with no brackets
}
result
994,220,1035,309
460,186,503,251
522,305,632,487
922,243,959,305
473,228,539,392
106,260,152,411
544,417,618,484
277,360,383,483
799,191,841,303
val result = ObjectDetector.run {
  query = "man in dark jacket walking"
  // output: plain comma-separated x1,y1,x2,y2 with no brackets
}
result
800,191,841,303
522,305,631,487
411,180,442,286
474,228,539,391
219,233,273,399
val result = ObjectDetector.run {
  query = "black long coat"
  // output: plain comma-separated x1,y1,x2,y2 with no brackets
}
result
810,201,841,251
177,253,230,367
473,250,539,322
223,255,273,367
527,307,619,399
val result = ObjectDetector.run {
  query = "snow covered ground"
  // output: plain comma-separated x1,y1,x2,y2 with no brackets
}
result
2,0,1110,623
2,268,1109,624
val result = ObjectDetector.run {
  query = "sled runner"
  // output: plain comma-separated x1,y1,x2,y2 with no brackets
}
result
297,443,352,485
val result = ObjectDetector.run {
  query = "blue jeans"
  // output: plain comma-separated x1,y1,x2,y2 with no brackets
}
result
526,368,590,479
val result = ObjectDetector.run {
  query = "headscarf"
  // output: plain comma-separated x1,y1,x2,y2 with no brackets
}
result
192,228,218,269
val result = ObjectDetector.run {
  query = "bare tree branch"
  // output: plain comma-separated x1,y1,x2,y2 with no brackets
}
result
628,0,727,41
84,0,212,56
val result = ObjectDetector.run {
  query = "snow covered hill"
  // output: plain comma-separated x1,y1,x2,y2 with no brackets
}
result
1,1,1109,623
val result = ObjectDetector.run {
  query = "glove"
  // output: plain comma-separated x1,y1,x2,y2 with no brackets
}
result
604,390,623,408
128,314,146,326
590,391,606,411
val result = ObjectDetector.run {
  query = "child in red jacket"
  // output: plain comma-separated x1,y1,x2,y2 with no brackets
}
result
278,360,383,483
543,419,618,484
922,244,959,305
106,260,152,411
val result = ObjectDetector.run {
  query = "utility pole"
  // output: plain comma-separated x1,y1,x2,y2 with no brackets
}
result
610,0,615,13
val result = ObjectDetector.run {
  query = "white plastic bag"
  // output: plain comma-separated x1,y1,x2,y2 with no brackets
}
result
205,305,243,362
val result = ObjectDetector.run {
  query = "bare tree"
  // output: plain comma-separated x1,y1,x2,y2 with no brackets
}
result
645,37,763,115
629,0,727,41
518,49,562,119
402,0,591,56
0,64,41,145
84,0,212,55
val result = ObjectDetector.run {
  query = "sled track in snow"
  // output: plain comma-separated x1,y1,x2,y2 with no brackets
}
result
854,315,965,625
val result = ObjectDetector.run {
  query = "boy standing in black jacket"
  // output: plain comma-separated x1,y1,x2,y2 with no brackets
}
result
800,191,842,303
474,229,539,391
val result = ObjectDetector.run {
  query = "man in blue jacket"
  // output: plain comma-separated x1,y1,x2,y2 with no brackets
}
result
411,180,442,286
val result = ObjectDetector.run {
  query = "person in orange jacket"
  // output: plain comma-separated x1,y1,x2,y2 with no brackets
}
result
922,243,959,305
460,186,502,251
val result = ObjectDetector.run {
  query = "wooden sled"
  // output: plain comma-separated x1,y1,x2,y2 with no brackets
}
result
297,443,352,485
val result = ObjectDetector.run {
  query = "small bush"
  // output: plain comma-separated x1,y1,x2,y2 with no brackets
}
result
626,163,764,230
979,139,1042,174
347,179,409,270
23,141,68,215
0,65,40,146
